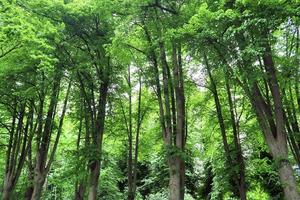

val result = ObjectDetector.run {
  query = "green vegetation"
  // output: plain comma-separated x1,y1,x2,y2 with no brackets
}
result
0,0,299,199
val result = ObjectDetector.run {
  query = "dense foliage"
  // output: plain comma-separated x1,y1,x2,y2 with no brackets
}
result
0,0,299,199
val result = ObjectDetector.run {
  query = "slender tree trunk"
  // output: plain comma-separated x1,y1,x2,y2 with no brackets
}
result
30,72,71,200
204,52,245,199
284,108,300,168
132,73,143,198
87,80,108,200
224,71,247,200
127,66,134,200
75,106,85,200
295,27,300,110
159,41,172,144
2,102,16,200
204,53,231,162
2,102,33,200
24,145,35,200
141,18,166,138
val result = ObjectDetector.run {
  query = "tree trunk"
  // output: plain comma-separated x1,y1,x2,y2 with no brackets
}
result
2,102,33,200
143,21,186,200
75,108,86,200
24,187,34,200
30,71,61,199
87,80,108,200
127,66,134,200
2,177,12,200
204,52,246,199
224,71,247,200
75,183,85,200
169,156,183,200
204,54,231,160
132,72,144,198
173,42,185,200
295,27,300,111
231,31,300,200
25,145,35,200
158,39,186,199
30,173,45,200
262,39,300,199
88,160,100,200
278,160,300,200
